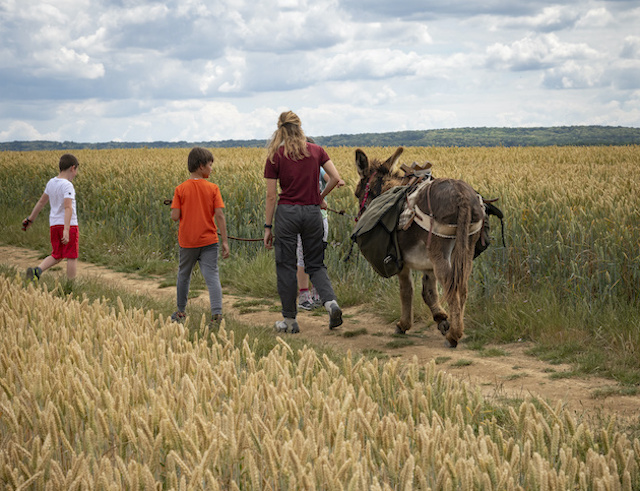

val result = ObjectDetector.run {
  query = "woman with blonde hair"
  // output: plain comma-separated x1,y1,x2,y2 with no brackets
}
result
263,111,344,333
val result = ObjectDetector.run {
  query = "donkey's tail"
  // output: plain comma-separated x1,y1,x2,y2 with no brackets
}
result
446,191,473,299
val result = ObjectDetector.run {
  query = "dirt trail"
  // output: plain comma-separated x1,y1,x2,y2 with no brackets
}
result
3,245,639,425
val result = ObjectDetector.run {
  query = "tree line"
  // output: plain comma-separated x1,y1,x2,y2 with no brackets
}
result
1,125,639,151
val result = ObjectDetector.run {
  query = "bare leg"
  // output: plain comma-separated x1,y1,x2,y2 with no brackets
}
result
66,259,77,280
297,266,309,290
38,255,62,273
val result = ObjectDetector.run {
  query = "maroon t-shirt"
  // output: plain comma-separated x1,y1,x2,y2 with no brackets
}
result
264,143,330,205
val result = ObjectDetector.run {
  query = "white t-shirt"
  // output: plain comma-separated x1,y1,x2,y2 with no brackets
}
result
44,177,78,226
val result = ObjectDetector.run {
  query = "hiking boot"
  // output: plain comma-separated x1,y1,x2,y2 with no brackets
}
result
326,301,343,330
210,314,223,328
26,266,42,282
171,311,186,323
274,319,300,334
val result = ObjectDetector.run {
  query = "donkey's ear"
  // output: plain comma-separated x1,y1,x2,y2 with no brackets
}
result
382,147,404,171
355,149,369,178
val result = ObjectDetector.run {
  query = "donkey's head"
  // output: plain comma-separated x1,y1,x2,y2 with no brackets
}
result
354,147,404,214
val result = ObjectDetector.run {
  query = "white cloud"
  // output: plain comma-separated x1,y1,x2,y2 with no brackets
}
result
0,121,45,141
621,36,640,59
494,6,581,32
543,60,605,89
575,7,614,28
485,34,600,71
0,0,638,142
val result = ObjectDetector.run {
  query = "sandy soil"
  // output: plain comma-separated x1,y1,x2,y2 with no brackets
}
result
3,244,639,427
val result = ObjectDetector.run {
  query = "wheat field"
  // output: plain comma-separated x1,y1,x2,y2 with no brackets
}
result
1,145,639,380
1,275,639,489
1,146,640,488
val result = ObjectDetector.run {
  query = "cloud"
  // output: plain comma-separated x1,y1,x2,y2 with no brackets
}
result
485,34,600,71
0,0,639,142
575,7,614,28
491,5,582,32
621,36,640,59
542,60,605,89
0,121,45,141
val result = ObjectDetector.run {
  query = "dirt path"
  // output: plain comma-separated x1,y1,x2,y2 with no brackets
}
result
3,245,639,425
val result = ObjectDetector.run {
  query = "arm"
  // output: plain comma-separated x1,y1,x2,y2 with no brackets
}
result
214,208,230,259
62,197,73,244
23,193,49,230
171,208,181,221
320,160,344,208
264,178,278,249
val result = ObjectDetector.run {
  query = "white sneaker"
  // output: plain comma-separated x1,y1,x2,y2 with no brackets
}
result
274,319,300,334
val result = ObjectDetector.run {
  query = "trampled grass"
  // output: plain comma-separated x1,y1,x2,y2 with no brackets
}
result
1,275,639,489
0,146,639,383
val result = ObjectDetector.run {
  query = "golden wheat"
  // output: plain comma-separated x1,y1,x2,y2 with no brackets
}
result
1,275,639,489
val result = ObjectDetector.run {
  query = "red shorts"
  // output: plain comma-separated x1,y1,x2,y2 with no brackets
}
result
50,225,79,259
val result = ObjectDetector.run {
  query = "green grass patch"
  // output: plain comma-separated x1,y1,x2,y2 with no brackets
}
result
503,373,528,381
451,359,473,367
385,337,416,349
435,356,452,364
342,328,368,338
591,386,640,399
477,347,509,358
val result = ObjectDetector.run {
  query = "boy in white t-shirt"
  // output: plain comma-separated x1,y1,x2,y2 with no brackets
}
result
22,154,80,282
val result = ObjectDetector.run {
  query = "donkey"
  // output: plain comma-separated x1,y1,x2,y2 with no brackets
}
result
354,147,485,347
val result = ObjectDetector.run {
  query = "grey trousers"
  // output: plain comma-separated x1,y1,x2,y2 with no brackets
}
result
177,243,222,315
274,204,336,319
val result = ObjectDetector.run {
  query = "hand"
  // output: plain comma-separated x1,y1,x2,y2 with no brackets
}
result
264,229,273,249
320,198,328,210
221,242,230,259
22,218,32,231
337,178,346,188
62,230,70,244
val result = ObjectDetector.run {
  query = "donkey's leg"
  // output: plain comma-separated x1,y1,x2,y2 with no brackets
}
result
396,268,413,334
431,253,463,348
420,271,449,335
442,241,477,348
453,237,479,342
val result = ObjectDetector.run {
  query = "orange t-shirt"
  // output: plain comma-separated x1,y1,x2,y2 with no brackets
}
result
172,179,225,248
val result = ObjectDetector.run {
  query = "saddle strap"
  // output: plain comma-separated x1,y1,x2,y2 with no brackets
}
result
398,181,484,238
412,202,484,238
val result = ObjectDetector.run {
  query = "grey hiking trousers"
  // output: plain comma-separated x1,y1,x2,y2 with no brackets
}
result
274,204,336,319
177,243,222,316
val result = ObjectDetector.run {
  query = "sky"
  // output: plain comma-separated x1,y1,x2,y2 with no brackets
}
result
1,0,639,143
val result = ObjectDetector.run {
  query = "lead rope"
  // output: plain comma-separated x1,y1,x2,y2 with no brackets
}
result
426,183,434,249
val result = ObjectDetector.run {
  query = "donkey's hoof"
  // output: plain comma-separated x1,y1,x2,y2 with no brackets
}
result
445,338,458,348
395,323,409,334
437,320,450,336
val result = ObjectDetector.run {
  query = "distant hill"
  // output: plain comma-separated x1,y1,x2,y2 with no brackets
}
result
1,125,639,151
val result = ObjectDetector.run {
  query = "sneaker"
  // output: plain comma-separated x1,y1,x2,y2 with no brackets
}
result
26,266,42,282
298,299,315,311
298,290,313,310
274,319,300,334
326,301,343,330
171,311,186,323
310,287,323,309
210,314,223,328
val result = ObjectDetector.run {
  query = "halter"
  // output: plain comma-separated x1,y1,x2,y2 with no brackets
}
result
356,171,377,221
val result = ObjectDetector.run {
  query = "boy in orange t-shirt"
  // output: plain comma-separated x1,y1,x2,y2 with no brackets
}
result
171,147,229,325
